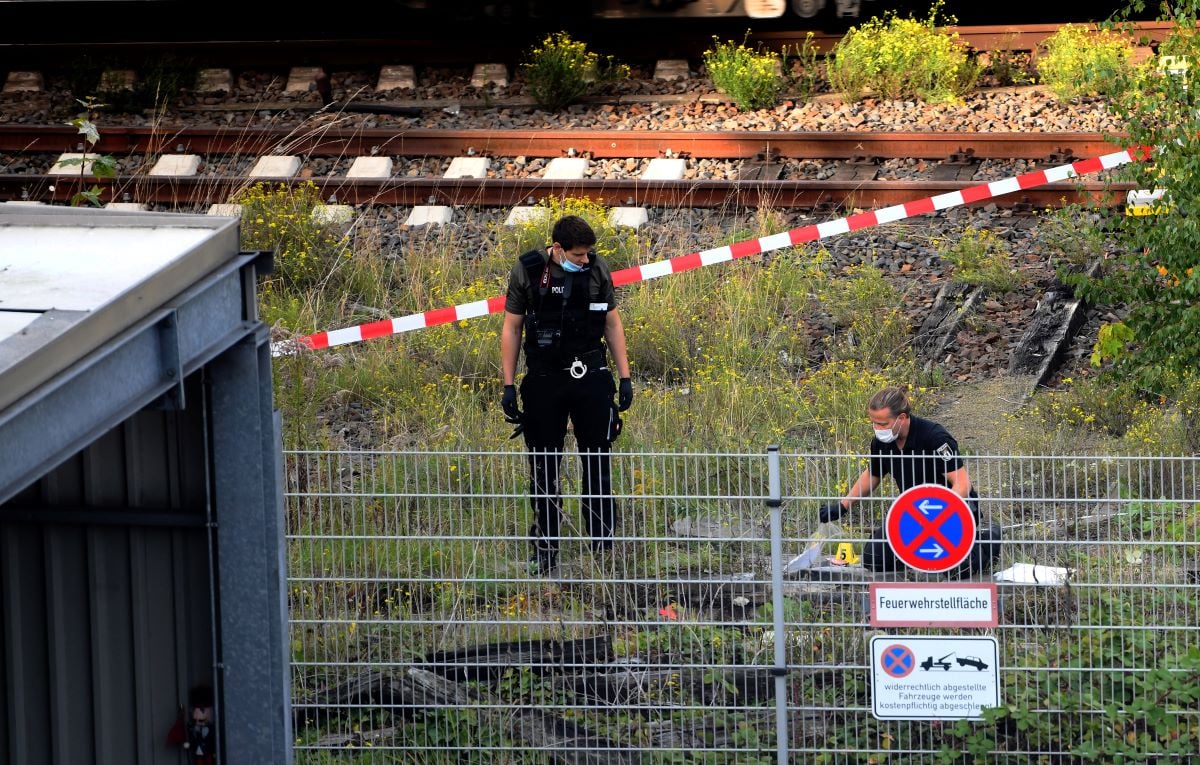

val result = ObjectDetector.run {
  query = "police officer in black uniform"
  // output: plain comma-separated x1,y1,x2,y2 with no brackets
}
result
500,216,633,575
818,386,1001,578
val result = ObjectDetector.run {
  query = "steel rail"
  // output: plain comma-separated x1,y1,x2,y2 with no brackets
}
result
3,174,1131,209
0,126,1122,161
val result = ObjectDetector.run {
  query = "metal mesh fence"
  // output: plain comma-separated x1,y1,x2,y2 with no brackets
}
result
285,449,1200,763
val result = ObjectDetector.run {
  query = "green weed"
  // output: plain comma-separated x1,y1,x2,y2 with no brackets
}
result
59,97,118,207
1036,24,1134,100
938,227,1023,293
826,1,979,102
520,32,629,111
703,35,782,110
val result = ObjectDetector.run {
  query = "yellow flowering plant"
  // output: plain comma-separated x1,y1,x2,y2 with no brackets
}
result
827,1,979,102
235,181,348,290
703,36,782,110
520,32,629,111
1036,24,1134,100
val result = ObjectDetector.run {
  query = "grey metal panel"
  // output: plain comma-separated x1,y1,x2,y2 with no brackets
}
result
2,369,219,765
211,333,290,765
123,410,173,508
45,526,95,763
2,524,51,764
0,558,6,762
84,424,130,505
87,525,136,764
3,521,213,765
130,527,187,765
0,253,257,506
262,348,294,765
0,207,239,413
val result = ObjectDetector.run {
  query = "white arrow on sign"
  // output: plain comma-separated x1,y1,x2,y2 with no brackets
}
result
917,499,943,516
919,542,945,557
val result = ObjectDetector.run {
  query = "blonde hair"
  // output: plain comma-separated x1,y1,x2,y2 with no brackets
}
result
868,386,911,417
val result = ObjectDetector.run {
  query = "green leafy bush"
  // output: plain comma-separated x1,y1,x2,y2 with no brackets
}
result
940,227,1022,293
520,32,628,111
1036,24,1134,100
826,2,978,102
1062,5,1200,394
703,36,782,110
235,181,349,290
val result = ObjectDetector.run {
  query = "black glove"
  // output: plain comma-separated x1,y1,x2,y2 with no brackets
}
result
618,378,633,412
818,501,844,524
501,384,521,423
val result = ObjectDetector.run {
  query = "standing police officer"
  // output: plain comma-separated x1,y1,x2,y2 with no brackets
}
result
818,386,1001,578
500,215,633,575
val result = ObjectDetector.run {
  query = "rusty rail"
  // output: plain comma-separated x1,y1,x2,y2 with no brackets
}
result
5,174,1129,209
0,126,1123,161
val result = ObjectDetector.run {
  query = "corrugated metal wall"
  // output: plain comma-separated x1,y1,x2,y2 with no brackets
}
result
0,373,214,765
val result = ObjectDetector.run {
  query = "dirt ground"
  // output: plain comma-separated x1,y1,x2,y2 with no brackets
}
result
919,373,1039,453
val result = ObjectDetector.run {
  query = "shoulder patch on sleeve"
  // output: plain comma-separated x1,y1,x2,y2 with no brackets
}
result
935,442,956,461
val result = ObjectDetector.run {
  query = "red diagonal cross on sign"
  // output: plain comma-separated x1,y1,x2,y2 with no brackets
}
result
899,504,959,556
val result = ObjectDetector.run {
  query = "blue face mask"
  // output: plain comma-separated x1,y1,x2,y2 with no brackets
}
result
561,258,587,273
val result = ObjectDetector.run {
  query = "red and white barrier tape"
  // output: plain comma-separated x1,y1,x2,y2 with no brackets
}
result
297,145,1150,351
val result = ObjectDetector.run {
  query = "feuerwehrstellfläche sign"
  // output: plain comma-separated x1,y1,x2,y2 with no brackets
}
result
870,582,998,627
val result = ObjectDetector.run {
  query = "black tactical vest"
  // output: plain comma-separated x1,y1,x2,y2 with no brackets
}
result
520,249,607,365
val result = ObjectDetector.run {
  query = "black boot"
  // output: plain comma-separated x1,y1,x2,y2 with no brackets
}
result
529,548,559,576
529,524,559,576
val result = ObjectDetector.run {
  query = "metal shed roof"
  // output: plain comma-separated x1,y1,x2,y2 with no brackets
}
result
0,204,255,504
0,205,240,412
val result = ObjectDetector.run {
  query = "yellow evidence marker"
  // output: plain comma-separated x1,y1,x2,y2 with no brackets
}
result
835,543,860,565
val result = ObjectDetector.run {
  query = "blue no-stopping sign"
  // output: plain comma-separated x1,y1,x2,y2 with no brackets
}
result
885,483,975,573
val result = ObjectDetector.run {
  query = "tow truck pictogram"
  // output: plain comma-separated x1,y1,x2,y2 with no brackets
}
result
920,652,955,671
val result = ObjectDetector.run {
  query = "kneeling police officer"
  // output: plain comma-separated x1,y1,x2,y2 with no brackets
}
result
818,386,1001,578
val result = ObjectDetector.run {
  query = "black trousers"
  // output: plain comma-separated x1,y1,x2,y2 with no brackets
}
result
520,369,620,556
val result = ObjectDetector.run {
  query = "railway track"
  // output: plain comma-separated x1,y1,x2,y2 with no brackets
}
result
0,115,1124,391
0,175,1125,209
0,127,1134,209
0,126,1121,161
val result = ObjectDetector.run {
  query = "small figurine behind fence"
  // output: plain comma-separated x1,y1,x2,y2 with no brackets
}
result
167,684,216,764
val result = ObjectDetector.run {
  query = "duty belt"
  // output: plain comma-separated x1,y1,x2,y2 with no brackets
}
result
528,349,607,377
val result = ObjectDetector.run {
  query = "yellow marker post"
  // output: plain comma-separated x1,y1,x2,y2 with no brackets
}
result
1126,188,1169,217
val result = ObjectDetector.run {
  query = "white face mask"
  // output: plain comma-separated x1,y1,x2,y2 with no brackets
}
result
874,415,901,443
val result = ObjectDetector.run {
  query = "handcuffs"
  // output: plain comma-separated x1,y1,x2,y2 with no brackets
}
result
510,357,603,438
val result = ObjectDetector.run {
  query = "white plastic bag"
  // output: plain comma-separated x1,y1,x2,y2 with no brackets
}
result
784,521,842,573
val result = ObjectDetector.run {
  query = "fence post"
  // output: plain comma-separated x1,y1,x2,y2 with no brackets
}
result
766,445,789,764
